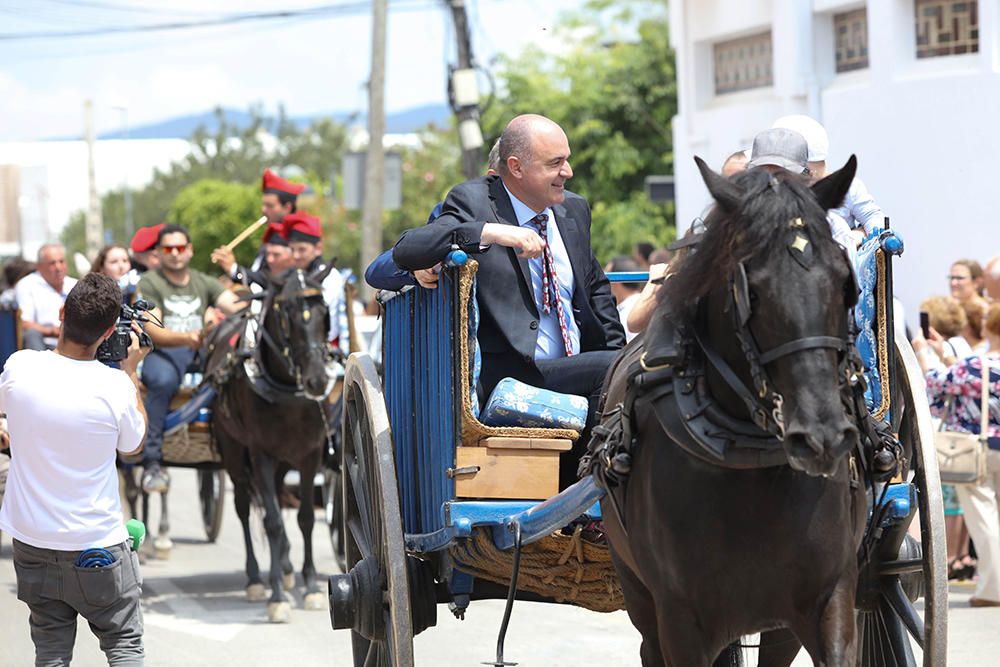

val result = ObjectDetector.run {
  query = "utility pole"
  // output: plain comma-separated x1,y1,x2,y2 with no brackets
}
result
360,0,387,301
114,106,134,241
83,100,103,259
447,0,484,179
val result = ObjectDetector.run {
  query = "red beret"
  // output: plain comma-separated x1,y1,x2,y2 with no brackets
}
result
130,223,164,253
282,212,322,243
262,168,306,197
261,222,289,246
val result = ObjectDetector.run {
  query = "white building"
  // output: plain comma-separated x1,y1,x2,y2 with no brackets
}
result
0,139,192,259
669,0,996,323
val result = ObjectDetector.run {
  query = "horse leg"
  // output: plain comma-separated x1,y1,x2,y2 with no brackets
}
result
252,451,292,623
298,454,323,610
276,465,294,589
153,489,172,559
758,629,803,667
121,467,139,520
233,478,266,601
792,576,858,667
655,610,716,667
609,550,665,667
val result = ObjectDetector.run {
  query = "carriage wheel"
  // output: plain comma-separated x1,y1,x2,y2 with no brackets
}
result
323,465,347,573
198,469,226,543
855,338,947,666
328,354,414,667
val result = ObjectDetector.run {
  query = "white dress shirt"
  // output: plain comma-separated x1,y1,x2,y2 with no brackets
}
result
503,184,581,360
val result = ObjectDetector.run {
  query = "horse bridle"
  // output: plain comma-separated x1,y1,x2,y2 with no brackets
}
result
691,220,863,442
259,270,334,393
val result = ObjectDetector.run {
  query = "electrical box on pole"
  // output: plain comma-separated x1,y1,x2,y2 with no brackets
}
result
447,0,484,180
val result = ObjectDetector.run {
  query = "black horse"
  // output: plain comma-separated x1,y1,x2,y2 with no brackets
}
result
593,157,868,665
206,266,335,623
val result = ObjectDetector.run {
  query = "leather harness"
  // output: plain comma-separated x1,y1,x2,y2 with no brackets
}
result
582,224,902,568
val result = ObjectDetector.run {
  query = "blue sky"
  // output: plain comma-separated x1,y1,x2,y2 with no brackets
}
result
0,0,586,141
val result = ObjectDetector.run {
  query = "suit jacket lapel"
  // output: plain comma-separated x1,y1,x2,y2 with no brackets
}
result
488,176,532,288
553,201,586,303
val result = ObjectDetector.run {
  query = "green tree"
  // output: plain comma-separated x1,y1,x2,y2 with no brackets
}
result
480,0,677,262
60,106,349,265
167,180,260,275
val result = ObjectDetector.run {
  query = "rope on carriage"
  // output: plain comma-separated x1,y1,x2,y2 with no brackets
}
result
455,263,581,447
450,525,625,613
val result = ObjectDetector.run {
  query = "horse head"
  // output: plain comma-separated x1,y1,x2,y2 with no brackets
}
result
664,156,860,477
264,264,335,400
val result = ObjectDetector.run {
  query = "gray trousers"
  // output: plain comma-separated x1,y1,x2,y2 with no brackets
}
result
12,539,144,666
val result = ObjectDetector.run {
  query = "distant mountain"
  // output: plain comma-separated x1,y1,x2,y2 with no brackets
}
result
85,103,452,140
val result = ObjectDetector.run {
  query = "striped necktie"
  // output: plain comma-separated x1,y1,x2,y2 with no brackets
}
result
532,213,574,357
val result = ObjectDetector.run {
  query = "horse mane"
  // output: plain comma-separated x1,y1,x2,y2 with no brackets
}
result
664,168,836,310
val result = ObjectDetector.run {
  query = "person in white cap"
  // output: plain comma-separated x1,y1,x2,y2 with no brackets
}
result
772,114,886,244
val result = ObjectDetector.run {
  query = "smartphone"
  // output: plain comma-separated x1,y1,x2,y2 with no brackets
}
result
919,311,930,339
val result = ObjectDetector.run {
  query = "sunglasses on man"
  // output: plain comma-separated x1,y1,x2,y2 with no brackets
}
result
159,243,190,255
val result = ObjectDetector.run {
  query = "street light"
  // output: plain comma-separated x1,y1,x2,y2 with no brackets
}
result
112,105,134,241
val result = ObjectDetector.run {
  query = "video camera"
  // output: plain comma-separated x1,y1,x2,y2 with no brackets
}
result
96,299,155,363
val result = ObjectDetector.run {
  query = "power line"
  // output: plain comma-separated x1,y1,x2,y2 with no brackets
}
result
0,0,436,41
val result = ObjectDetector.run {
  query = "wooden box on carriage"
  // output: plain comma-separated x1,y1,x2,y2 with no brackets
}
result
453,436,571,500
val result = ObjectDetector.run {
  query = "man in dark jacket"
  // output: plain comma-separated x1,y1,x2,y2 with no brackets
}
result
392,114,624,485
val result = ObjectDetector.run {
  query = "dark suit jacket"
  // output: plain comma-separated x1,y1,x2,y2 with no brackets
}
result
392,174,625,395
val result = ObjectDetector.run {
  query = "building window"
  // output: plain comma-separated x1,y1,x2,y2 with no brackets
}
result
714,32,773,95
915,0,979,58
834,8,869,72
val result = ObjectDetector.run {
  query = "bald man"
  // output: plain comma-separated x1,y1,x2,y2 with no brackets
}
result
392,114,625,487
985,255,1000,301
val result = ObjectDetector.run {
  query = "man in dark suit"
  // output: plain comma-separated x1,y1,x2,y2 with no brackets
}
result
392,114,625,486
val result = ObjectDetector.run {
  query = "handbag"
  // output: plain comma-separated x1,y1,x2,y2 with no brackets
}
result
935,353,991,485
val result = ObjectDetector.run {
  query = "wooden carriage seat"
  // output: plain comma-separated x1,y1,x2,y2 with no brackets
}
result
450,262,582,500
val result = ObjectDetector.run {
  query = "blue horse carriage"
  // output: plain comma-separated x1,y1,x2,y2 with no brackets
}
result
328,229,946,666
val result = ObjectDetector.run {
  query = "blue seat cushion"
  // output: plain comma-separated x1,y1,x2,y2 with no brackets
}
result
854,236,882,412
480,377,589,432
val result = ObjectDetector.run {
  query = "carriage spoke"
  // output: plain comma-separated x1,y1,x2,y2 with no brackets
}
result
346,457,374,548
883,578,925,647
346,515,373,560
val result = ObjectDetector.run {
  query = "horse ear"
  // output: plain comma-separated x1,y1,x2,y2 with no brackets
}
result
309,262,335,285
694,156,742,213
811,154,857,211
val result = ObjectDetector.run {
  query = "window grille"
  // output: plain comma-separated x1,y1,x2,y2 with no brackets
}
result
834,8,869,72
714,32,773,95
915,0,978,58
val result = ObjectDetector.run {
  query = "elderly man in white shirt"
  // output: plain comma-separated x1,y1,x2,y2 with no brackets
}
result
15,243,78,350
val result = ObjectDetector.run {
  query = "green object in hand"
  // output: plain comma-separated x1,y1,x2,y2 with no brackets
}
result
126,519,146,551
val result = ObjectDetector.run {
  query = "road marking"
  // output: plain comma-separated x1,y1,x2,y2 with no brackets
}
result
142,577,256,642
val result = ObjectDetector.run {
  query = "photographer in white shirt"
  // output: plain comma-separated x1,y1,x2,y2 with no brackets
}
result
0,272,149,666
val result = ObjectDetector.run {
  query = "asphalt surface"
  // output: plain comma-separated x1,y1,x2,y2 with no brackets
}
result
2,468,998,666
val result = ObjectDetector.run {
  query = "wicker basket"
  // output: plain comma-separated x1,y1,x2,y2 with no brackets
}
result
450,526,624,613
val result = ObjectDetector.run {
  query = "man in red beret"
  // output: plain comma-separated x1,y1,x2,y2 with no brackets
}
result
129,223,164,274
211,169,306,284
283,212,347,350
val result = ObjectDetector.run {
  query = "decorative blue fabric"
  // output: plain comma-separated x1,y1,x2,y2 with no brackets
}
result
854,235,882,412
480,377,589,431
468,279,482,418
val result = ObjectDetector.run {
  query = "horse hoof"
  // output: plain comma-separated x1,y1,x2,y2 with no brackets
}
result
154,547,171,560
303,592,326,611
283,572,296,590
267,601,292,623
246,584,268,602
153,536,173,551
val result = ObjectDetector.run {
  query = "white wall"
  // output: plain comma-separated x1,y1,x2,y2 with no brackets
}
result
0,138,192,258
671,0,998,327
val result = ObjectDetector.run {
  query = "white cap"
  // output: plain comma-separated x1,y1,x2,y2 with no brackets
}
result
772,114,829,162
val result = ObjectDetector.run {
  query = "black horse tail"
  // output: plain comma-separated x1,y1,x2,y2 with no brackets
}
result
713,642,744,667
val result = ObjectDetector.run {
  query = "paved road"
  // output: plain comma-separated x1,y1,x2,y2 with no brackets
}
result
1,468,997,666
